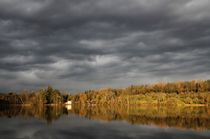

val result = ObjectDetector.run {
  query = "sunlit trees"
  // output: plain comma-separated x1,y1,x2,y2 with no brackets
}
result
0,86,71,105
1,80,210,106
72,80,210,106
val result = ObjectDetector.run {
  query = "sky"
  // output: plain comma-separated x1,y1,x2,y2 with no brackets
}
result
0,0,210,93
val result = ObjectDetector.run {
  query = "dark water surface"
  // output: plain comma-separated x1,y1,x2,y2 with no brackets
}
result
0,105,210,139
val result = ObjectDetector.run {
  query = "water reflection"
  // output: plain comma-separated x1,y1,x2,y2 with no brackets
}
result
0,105,210,130
71,105,210,130
0,105,68,124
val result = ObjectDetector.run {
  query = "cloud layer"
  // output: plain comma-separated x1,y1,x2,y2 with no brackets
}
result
0,0,210,92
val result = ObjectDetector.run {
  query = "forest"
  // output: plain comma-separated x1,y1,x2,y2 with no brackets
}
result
0,86,71,105
72,80,210,106
1,80,210,106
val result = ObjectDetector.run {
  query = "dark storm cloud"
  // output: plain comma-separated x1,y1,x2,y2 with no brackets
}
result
0,0,210,92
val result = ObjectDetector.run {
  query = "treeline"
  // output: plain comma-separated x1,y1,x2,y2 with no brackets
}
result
1,80,210,106
72,80,210,106
127,80,210,94
0,86,72,105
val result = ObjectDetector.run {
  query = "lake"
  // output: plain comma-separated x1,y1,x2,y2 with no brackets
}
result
0,105,210,139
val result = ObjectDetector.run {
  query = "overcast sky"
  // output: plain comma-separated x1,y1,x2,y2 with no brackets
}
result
0,0,210,93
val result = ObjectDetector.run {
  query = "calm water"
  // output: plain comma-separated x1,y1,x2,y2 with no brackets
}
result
0,105,210,139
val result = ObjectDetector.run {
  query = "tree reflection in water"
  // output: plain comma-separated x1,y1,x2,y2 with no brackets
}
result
0,105,210,130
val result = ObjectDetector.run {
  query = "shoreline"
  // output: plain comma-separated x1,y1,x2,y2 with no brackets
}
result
0,103,209,107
